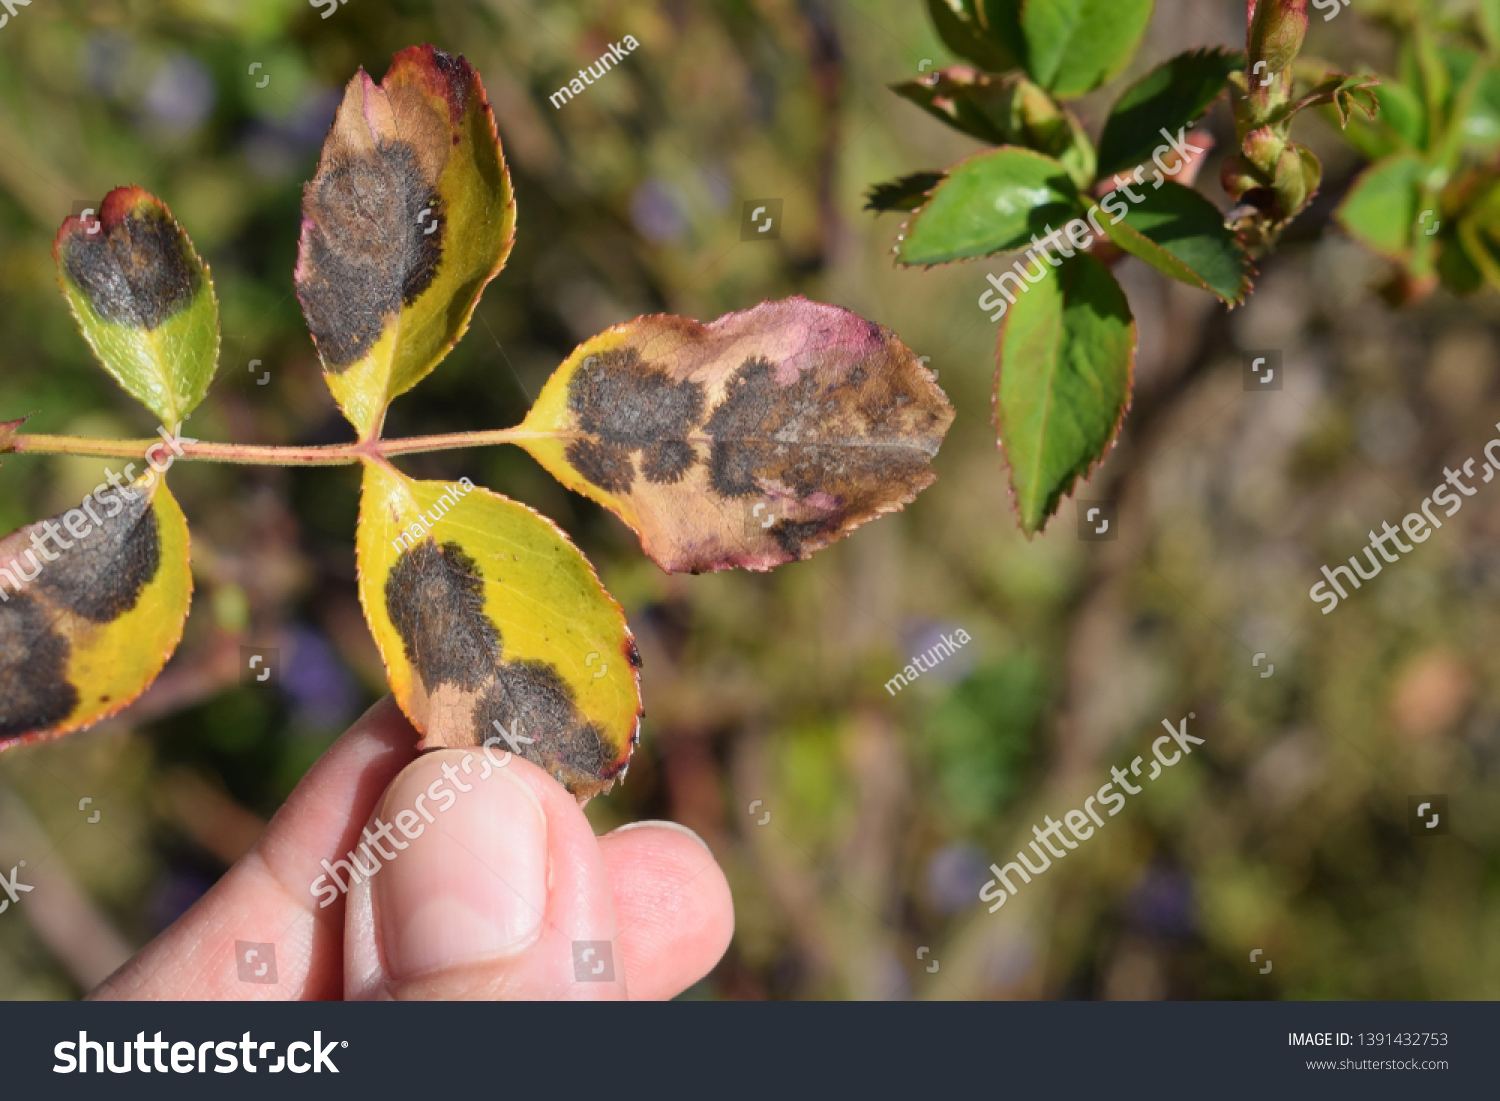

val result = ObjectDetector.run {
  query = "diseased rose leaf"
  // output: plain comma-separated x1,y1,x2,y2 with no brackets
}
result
356,462,640,800
53,187,219,427
515,297,954,574
296,45,516,439
0,472,192,749
995,252,1135,535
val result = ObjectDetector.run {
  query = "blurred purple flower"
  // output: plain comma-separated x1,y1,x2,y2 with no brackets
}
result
630,179,688,242
1128,862,1196,939
924,839,991,915
901,619,976,685
150,868,214,932
144,54,216,131
281,625,360,731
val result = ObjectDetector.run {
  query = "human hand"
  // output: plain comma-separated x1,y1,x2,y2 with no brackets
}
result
91,697,734,1000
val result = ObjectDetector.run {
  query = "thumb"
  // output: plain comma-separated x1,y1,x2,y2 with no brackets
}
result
343,747,625,1000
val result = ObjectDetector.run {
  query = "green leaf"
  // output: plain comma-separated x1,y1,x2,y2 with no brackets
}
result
357,462,641,799
1437,230,1485,295
926,0,1021,73
865,171,945,213
53,187,219,428
296,46,516,439
896,147,1082,266
1096,179,1253,303
1096,48,1244,178
1269,73,1381,131
1335,154,1426,258
995,252,1135,535
976,0,1028,66
1481,0,1500,54
1373,81,1427,149
516,297,954,575
892,69,1094,186
1441,49,1500,153
0,472,192,748
1455,180,1500,292
1021,0,1154,98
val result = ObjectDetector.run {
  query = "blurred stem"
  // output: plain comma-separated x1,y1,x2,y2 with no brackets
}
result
5,427,567,465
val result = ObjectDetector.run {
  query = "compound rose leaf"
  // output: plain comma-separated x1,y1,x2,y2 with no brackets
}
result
517,296,954,574
995,252,1135,534
54,187,219,427
0,471,192,749
296,45,516,439
357,461,640,800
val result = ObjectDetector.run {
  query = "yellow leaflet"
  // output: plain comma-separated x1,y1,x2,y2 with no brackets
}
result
0,474,191,748
355,461,641,799
297,46,516,439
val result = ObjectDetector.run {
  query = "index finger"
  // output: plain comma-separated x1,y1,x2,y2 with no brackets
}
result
90,696,419,1000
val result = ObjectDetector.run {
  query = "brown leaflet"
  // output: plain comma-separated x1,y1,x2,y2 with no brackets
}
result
519,297,954,574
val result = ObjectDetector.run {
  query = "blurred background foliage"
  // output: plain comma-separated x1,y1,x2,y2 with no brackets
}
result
1,0,1498,1000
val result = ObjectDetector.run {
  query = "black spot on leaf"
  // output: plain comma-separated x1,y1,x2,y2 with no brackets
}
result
61,205,202,330
639,440,696,484
298,140,444,370
475,660,613,783
564,439,634,495
38,491,161,623
0,594,79,738
566,348,705,490
704,354,939,506
386,540,498,692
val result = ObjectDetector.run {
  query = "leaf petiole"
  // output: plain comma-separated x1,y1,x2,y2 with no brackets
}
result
3,427,565,466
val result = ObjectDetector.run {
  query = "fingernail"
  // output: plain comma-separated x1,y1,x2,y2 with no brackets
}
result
373,750,548,980
609,819,712,853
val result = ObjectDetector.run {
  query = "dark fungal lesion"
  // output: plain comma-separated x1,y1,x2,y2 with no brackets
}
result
475,661,615,784
564,348,707,492
0,594,80,739
705,353,940,503
385,540,499,692
298,139,445,371
384,537,623,790
38,492,162,623
62,204,202,330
